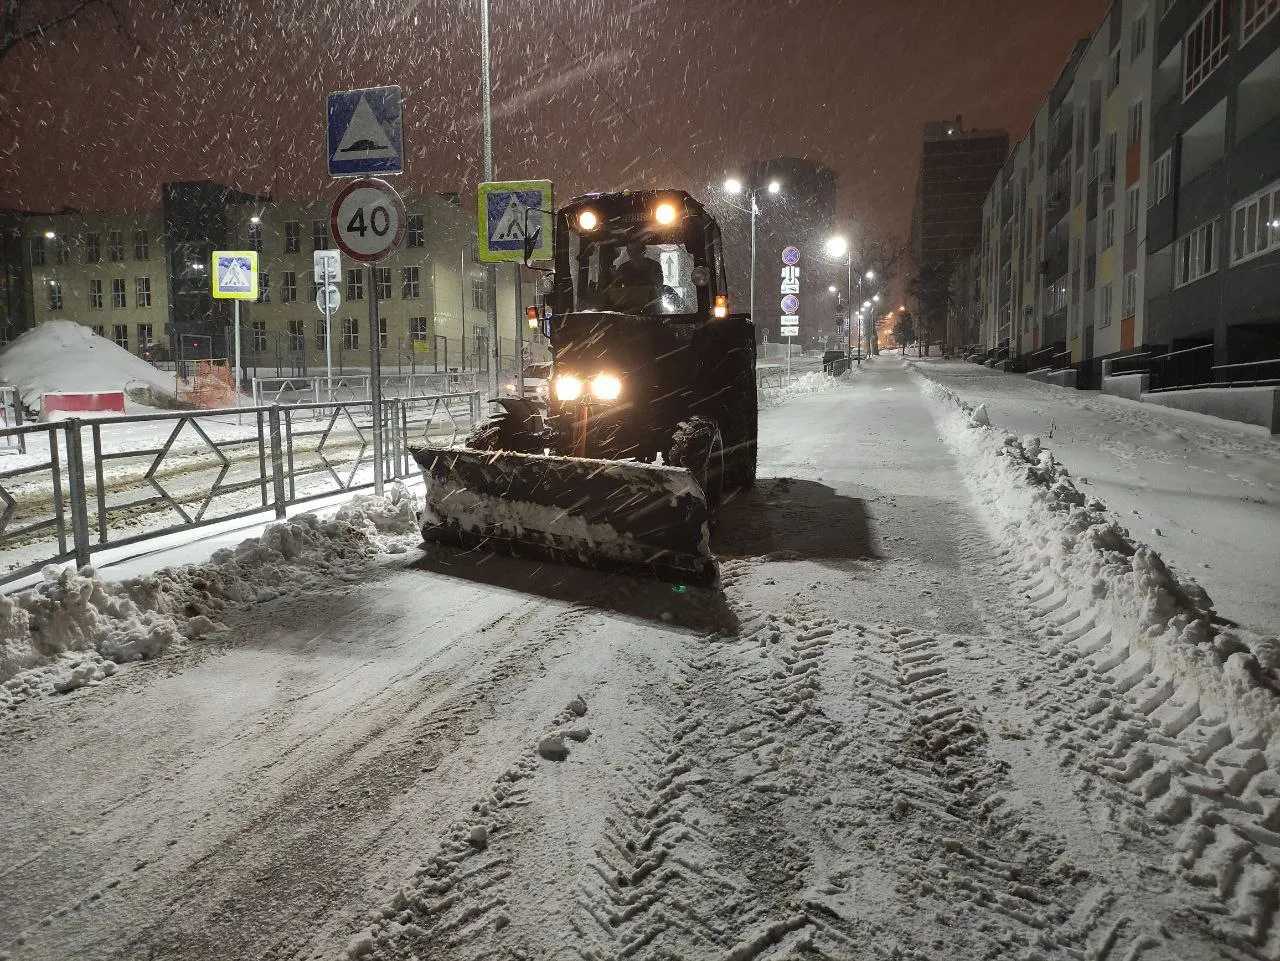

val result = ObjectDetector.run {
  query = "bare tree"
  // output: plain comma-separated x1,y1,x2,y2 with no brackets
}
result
849,232,906,354
906,261,957,357
0,0,130,61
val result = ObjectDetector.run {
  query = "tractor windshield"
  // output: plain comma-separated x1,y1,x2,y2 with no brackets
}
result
565,232,699,317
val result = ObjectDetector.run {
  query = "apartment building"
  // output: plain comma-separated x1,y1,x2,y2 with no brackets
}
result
978,0,1279,381
8,181,537,375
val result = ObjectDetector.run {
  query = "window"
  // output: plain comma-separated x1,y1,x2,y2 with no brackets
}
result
1128,100,1144,145
257,272,270,304
407,214,424,247
1230,180,1280,263
1175,218,1219,286
84,232,100,263
30,236,45,265
471,277,485,309
111,278,127,308
411,317,430,341
91,325,104,337
135,276,152,307
1047,277,1069,313
1122,271,1138,315
347,268,363,300
1103,206,1116,247
316,323,328,350
403,265,421,299
288,319,305,352
1100,283,1114,328
1131,10,1148,61
1110,46,1122,91
48,280,62,310
108,230,124,261
282,270,297,303
1104,132,1117,181
312,220,328,251
1125,185,1141,233
55,239,70,264
343,317,359,350
134,229,149,260
1152,150,1173,204
375,266,391,301
1243,0,1280,42
1184,0,1230,98
379,316,388,349
112,324,128,349
1089,144,1100,181
89,279,103,309
137,322,153,349
251,321,267,352
285,220,300,253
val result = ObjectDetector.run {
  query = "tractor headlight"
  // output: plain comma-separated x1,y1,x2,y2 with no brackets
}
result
554,374,583,401
590,373,622,401
577,209,599,232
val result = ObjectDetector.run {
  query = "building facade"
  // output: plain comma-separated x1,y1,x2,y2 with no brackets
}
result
978,0,1280,381
910,119,1009,269
8,182,539,376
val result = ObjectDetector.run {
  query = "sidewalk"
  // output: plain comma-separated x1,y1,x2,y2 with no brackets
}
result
912,359,1280,637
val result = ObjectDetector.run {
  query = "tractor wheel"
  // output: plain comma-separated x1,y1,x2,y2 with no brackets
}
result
669,416,724,510
720,367,758,490
465,410,543,453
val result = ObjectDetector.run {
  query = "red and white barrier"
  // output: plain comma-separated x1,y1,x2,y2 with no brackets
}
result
40,391,126,421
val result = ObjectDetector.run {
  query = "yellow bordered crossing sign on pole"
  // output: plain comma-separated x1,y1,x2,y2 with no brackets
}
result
211,251,259,300
477,180,553,263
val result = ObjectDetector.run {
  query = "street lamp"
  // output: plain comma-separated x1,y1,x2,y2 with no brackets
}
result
827,235,874,364
724,177,782,326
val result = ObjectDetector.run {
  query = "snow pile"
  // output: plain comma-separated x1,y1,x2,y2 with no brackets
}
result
0,486,421,709
759,370,841,408
0,319,179,414
916,374,1280,733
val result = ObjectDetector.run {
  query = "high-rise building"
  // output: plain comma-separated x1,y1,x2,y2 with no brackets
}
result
977,0,1280,392
910,119,1009,271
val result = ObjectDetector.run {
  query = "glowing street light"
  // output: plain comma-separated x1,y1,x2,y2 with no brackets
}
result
723,175,784,325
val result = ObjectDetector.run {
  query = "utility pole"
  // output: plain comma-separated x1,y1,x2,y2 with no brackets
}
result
480,0,499,401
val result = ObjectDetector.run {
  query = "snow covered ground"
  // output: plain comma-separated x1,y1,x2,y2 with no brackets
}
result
1,358,1277,961
910,359,1280,638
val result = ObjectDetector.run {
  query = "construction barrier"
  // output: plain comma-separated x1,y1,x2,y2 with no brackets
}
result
40,391,126,420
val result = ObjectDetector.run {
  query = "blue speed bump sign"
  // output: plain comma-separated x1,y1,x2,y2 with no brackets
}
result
211,251,258,300
327,86,404,177
477,180,553,263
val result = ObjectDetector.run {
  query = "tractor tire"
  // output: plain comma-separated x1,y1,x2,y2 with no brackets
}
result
669,416,724,510
718,359,757,491
465,410,543,453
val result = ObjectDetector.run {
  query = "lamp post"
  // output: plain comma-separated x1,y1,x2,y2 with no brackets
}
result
724,177,780,325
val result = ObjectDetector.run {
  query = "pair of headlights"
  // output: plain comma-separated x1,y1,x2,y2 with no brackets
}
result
554,373,622,402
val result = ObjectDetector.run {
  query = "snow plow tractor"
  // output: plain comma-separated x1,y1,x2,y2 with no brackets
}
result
411,189,757,585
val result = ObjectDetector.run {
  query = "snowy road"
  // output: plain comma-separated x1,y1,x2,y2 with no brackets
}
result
2,361,1277,961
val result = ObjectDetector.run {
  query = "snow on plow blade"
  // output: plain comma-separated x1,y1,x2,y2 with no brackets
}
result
412,446,716,585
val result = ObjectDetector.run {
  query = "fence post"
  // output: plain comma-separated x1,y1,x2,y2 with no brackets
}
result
470,391,482,423
268,405,287,518
62,420,93,569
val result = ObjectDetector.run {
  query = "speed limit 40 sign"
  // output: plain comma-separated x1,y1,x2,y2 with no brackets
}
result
330,177,406,262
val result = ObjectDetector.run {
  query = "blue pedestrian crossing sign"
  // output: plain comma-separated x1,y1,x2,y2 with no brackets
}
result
211,250,258,300
477,180,554,263
326,86,404,177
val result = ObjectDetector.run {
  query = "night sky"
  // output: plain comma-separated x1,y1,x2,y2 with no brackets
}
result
2,0,1109,243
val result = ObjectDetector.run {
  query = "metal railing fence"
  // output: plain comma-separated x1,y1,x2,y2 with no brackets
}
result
0,393,480,588
1149,344,1215,392
251,371,480,406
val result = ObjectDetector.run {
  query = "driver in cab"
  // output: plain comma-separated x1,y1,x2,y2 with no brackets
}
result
615,242,664,289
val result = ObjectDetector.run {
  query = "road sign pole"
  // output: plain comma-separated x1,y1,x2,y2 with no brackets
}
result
513,264,524,398
368,265,383,496
480,0,499,402
233,300,242,424
325,299,333,400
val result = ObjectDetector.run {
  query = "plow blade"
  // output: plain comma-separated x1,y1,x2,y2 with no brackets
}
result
413,446,715,585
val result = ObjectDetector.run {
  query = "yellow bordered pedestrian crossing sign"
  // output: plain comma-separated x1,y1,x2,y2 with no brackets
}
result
212,251,259,300
477,180,553,263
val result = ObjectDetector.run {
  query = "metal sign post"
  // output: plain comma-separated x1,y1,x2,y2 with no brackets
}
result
331,178,406,497
211,250,259,424
314,250,341,399
780,245,800,383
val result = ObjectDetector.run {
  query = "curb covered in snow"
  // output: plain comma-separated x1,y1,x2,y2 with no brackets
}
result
0,487,422,710
911,368,1280,736
758,369,847,409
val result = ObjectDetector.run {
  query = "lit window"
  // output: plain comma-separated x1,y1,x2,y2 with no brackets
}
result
1183,0,1230,99
1230,181,1280,264
1175,219,1220,286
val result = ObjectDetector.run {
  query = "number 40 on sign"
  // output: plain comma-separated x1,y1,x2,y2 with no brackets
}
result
330,177,406,263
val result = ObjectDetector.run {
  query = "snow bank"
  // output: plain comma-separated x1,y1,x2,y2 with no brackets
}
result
915,373,1280,735
759,370,841,408
0,486,421,709
0,319,179,413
